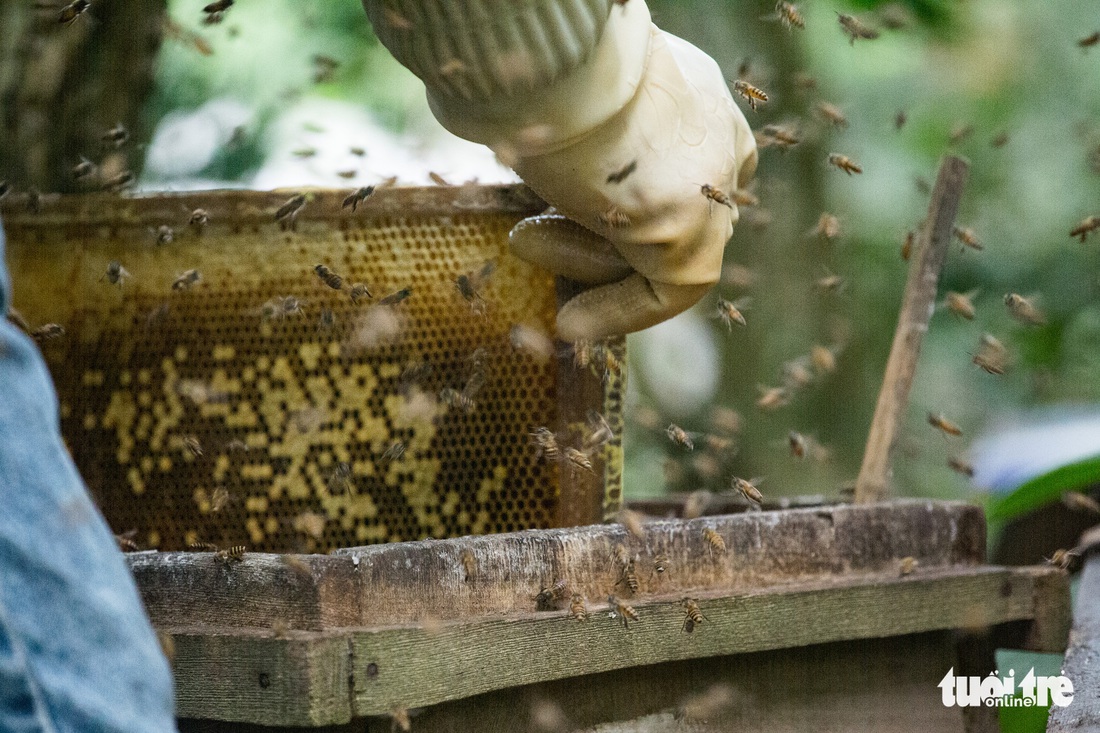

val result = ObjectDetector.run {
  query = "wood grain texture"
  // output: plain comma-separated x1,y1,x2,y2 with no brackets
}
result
158,564,1064,722
855,155,970,503
1047,554,1100,732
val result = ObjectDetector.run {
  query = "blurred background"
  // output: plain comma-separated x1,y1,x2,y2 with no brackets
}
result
2,0,1099,527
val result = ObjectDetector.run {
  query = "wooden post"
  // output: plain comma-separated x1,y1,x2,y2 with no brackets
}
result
854,156,970,503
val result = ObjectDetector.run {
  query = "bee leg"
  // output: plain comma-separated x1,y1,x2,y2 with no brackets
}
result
509,215,634,284
555,272,712,342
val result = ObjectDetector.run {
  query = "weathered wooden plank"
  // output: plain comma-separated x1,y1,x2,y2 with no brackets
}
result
170,630,352,726
130,501,986,630
1047,554,1100,732
157,564,1065,724
345,566,1045,716
357,632,964,733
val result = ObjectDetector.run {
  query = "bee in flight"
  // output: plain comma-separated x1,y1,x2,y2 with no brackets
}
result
730,80,769,111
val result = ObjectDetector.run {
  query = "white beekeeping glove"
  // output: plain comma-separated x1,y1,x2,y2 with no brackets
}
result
362,0,757,341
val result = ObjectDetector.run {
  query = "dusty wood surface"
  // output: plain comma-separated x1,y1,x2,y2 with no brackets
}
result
1047,553,1100,732
855,156,970,503
158,564,1063,722
129,501,985,630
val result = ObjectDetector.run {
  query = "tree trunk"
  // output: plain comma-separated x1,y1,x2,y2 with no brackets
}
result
0,0,166,193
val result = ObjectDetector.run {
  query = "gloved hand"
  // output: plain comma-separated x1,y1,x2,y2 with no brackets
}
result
362,0,757,342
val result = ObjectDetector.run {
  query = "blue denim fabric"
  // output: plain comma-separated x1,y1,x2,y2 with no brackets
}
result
0,221,177,732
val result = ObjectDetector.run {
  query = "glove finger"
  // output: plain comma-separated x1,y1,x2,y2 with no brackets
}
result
556,272,711,342
510,214,635,285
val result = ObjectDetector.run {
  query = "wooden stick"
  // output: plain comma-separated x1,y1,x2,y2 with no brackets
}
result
854,156,969,503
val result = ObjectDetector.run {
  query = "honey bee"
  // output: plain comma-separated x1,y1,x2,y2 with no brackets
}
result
456,260,496,314
347,283,372,304
808,212,841,240
57,0,91,24
894,109,908,131
172,269,201,291
150,225,174,246
730,80,769,111
810,344,837,375
837,12,880,43
827,153,863,175
666,424,695,451
1046,549,1080,571
900,230,914,260
275,194,306,228
327,461,352,494
183,436,203,457
215,545,246,564
943,290,978,320
755,385,789,411
608,595,639,629
991,131,1010,148
31,323,65,343
318,308,336,331
72,156,96,181
1063,491,1100,514
378,287,412,306
702,527,726,554
1003,293,1046,326
606,160,637,184
292,147,317,159
572,340,593,370
102,171,134,192
949,123,975,146
189,208,209,228
593,343,623,384
569,594,588,621
314,264,344,291
530,427,561,463
564,447,593,474
953,226,983,251
700,184,733,209
115,530,140,552
653,553,669,575
390,707,411,733
0,181,9,200
715,296,750,329
202,0,233,12
278,296,303,317
616,558,640,594
188,541,218,552
927,412,963,437
597,205,631,228
209,486,229,512
1070,215,1100,242
769,1,805,30
534,579,568,609
898,556,918,576
1078,31,1100,49
102,123,130,148
381,441,405,461
783,359,815,389
728,189,758,207
681,598,708,633
683,490,711,520
341,185,375,212
759,124,800,150
459,549,477,581
948,456,975,478
311,54,339,84
101,260,130,288
816,271,846,293
972,333,1008,375
816,101,849,127
439,387,475,413
788,430,807,458
732,476,764,506
584,411,614,451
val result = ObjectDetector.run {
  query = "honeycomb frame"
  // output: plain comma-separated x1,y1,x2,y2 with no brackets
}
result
2,186,624,551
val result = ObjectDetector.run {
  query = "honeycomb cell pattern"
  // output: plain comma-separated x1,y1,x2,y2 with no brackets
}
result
3,188,624,552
